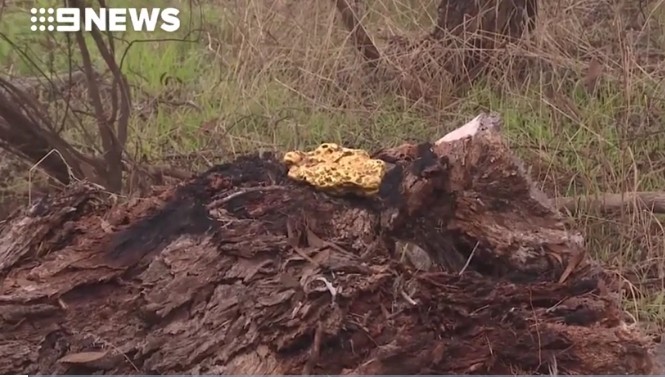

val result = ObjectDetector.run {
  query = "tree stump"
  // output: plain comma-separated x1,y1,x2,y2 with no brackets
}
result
0,113,655,374
331,0,539,103
432,0,538,42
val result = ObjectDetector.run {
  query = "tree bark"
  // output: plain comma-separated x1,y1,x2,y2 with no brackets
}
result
0,113,655,374
432,0,538,41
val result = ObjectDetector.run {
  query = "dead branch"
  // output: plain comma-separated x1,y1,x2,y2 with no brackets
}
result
0,70,87,99
554,191,665,215
332,0,381,67
0,71,188,196
72,15,124,193
0,0,134,193
84,0,131,147
0,79,102,185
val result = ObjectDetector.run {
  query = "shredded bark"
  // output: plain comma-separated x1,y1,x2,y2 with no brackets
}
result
0,125,655,374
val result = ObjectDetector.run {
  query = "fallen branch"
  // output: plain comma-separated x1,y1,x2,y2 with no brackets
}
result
0,79,101,185
0,70,88,98
555,191,665,215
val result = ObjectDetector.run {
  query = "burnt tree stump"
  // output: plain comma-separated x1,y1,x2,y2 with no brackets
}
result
0,113,655,374
332,0,539,103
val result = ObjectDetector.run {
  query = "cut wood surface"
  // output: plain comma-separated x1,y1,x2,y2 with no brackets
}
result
0,113,656,374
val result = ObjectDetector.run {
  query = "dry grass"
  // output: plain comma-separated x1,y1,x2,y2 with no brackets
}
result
1,0,665,332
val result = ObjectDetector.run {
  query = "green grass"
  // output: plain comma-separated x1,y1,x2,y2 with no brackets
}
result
1,0,665,331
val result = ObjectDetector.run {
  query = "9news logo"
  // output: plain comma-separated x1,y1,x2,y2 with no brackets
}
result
30,7,181,32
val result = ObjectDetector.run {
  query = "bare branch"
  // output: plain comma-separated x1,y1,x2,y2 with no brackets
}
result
0,70,87,98
332,0,380,68
554,192,665,215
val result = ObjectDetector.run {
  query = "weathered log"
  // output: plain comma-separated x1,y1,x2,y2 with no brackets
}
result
0,113,655,374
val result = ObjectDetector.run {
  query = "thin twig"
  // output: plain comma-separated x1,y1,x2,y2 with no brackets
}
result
459,241,479,276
